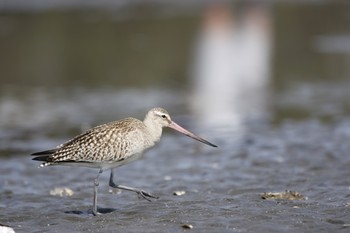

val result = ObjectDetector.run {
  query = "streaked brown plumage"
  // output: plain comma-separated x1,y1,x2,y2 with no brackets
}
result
32,107,217,215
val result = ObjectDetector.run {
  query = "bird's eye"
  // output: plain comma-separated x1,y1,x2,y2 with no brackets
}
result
161,114,167,119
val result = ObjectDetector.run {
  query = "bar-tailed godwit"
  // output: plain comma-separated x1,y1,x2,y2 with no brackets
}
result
32,107,217,215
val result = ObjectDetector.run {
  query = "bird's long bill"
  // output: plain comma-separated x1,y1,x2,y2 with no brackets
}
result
169,121,218,147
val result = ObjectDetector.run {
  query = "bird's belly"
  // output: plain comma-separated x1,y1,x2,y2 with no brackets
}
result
104,152,144,169
56,152,144,170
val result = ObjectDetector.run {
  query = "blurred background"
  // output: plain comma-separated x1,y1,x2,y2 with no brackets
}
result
1,1,350,232
0,0,349,153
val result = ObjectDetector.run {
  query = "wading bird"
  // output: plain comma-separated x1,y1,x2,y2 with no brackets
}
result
32,107,217,215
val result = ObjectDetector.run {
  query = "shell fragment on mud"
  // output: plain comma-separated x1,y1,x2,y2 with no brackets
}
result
181,224,193,229
49,187,74,197
173,190,186,196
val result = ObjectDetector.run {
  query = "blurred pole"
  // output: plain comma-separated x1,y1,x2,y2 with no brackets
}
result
190,3,273,136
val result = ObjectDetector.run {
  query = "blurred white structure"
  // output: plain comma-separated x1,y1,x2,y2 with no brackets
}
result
191,4,272,134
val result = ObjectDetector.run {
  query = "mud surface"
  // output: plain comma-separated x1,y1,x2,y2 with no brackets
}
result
1,84,350,233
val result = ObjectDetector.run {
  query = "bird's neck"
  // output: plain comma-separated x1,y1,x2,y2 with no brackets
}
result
143,118,163,144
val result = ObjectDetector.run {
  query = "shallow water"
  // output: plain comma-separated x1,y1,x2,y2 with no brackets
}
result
1,1,350,233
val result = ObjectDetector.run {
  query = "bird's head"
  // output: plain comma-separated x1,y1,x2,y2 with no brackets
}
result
145,107,218,148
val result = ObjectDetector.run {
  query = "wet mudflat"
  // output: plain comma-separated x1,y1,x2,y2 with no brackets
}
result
1,85,350,233
1,2,350,232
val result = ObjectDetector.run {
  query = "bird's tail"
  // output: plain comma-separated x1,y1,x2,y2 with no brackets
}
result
31,149,57,163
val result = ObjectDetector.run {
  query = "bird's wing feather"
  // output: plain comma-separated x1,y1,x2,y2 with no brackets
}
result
34,118,146,164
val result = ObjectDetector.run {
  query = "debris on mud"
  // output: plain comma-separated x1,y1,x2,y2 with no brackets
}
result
261,190,306,200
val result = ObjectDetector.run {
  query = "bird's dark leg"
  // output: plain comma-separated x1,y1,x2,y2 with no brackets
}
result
109,168,158,201
93,169,103,216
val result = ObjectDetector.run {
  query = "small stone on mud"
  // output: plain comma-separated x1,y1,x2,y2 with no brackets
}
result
181,224,193,229
164,175,172,181
173,190,186,196
0,224,16,233
49,187,74,197
261,190,306,200
109,188,122,195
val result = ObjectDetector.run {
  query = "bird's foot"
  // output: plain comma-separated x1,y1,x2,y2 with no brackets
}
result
136,190,159,201
93,211,102,216
91,209,102,216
